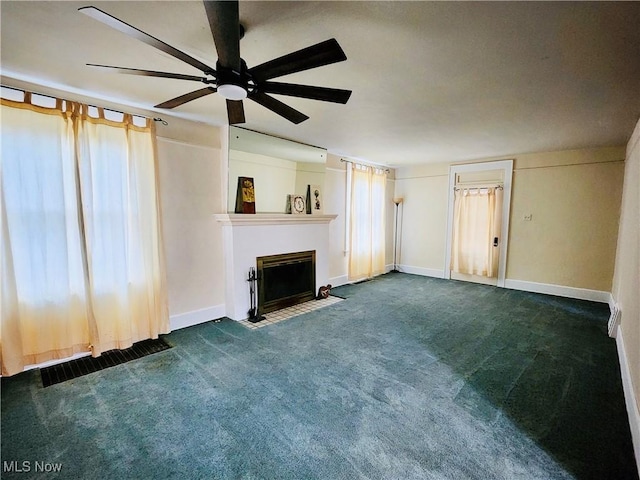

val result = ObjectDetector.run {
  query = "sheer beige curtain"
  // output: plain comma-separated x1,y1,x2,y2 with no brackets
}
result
451,187,503,277
76,106,168,356
1,93,169,375
1,96,90,374
348,163,386,281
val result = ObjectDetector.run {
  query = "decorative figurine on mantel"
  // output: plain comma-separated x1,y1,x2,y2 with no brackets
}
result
304,184,323,214
235,176,256,214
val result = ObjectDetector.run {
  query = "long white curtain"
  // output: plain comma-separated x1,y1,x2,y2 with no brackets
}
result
1,98,90,373
451,187,503,277
348,163,386,281
1,94,169,375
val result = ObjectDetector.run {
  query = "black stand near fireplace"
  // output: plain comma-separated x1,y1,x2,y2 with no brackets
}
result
247,267,265,323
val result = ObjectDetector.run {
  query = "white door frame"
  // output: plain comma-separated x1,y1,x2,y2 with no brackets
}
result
444,160,513,287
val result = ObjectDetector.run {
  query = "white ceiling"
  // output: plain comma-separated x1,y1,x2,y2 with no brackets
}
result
2,1,639,166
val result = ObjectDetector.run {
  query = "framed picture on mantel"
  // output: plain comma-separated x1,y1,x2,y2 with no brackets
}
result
235,177,256,214
289,194,306,215
310,185,322,215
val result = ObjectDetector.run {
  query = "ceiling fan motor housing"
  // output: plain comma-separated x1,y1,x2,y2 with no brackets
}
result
216,59,250,100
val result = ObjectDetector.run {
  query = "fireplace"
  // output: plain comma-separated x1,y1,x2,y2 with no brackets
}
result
214,213,336,320
257,250,316,315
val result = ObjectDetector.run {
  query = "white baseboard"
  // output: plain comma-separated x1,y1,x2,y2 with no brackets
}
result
170,304,226,330
503,279,611,303
397,265,446,279
608,301,622,338
616,327,640,478
383,268,611,303
608,292,617,313
23,351,92,373
329,274,350,287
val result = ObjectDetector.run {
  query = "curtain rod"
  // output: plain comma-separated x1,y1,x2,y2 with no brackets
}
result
454,184,504,191
0,84,168,125
340,158,390,173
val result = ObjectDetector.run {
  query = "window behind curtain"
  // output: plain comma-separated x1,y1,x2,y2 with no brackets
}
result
450,187,502,278
348,163,387,281
1,92,168,376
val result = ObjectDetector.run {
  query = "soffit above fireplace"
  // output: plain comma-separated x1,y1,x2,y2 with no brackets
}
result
214,213,337,227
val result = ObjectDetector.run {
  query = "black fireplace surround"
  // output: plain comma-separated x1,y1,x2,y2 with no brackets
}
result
257,250,316,315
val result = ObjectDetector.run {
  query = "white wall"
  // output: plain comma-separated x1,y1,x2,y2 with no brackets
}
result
611,118,640,469
394,163,450,277
324,156,349,284
394,147,625,298
507,148,624,292
228,150,297,213
158,134,398,324
155,121,226,329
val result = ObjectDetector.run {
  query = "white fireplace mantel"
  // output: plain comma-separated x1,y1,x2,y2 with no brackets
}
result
214,213,337,226
214,213,337,320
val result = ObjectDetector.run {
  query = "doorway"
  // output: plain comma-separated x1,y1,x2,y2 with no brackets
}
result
444,160,513,287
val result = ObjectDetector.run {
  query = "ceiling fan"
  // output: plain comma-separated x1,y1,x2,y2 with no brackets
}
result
79,1,352,124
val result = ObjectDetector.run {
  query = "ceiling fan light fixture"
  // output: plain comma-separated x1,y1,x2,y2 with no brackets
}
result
217,83,248,100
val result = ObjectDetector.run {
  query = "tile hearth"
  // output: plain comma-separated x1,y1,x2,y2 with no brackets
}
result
238,296,343,330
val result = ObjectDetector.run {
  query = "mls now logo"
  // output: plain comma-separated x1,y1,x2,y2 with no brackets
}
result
3,460,63,473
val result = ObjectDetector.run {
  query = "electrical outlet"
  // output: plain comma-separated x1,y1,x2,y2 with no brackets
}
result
524,214,533,221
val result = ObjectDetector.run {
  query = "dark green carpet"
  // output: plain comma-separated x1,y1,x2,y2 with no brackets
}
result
1,273,637,479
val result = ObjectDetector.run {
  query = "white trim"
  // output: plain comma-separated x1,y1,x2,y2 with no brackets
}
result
170,304,226,330
607,301,622,338
609,292,617,313
23,351,92,373
1,70,211,126
616,328,640,477
444,160,514,288
329,274,350,287
156,136,219,152
386,269,610,301
213,213,337,226
398,265,446,279
504,279,611,303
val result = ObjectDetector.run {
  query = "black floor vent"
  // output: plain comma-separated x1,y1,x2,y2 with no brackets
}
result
40,337,171,387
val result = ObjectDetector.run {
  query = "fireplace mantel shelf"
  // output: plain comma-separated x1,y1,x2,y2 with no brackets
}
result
214,213,338,226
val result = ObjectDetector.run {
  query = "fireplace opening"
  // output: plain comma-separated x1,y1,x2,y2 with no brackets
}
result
257,250,316,316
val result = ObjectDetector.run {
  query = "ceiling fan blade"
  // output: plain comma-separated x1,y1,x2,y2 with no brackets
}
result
226,100,245,124
155,87,216,109
87,64,208,82
79,6,216,74
259,82,352,104
248,91,309,124
249,38,347,82
203,0,241,70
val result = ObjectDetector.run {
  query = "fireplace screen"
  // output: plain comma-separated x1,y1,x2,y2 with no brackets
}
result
257,250,316,315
